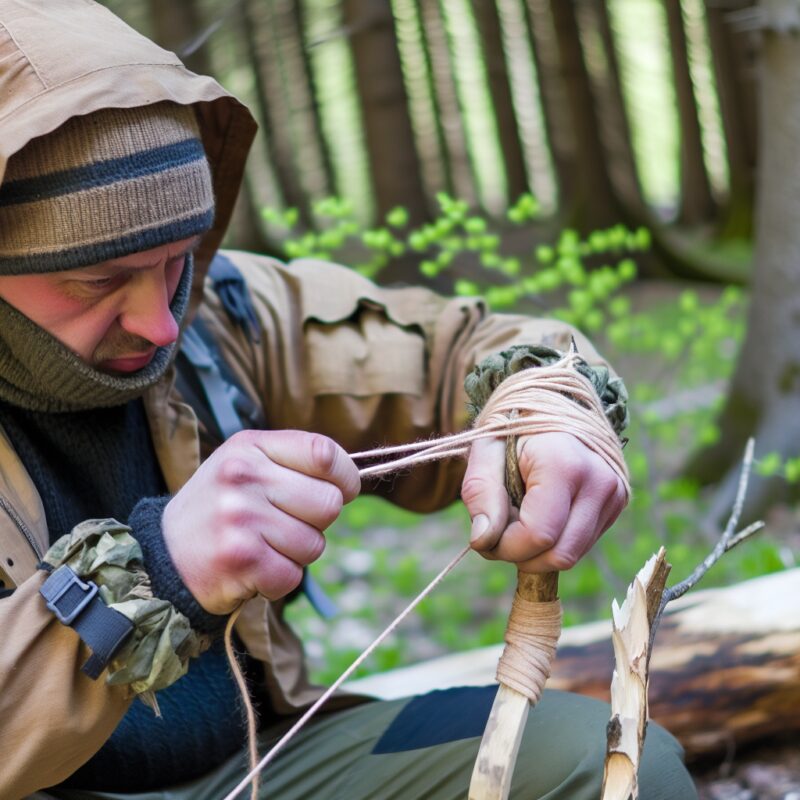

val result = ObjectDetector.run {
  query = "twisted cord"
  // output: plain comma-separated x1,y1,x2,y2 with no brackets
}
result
223,353,630,799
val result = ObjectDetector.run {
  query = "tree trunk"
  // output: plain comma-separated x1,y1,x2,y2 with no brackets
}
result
417,0,476,204
663,0,716,225
241,0,312,226
706,1,758,239
148,0,211,76
471,0,529,203
580,0,646,214
282,0,335,199
522,0,581,220
392,0,453,200
689,6,800,523
547,0,626,231
343,0,428,224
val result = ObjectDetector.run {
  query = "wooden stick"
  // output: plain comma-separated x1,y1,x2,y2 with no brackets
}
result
468,571,559,800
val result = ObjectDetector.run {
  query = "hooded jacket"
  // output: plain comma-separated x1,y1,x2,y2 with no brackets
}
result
0,2,614,796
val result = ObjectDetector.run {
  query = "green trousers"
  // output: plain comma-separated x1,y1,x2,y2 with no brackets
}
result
43,688,697,800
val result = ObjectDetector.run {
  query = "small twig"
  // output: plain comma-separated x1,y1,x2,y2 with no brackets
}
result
648,438,764,656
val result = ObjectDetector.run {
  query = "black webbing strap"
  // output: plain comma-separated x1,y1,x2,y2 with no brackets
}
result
39,564,133,679
179,324,246,441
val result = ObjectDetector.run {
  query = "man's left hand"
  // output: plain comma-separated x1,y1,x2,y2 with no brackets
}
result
462,431,627,573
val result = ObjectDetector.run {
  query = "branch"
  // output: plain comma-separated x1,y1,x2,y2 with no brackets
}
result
649,437,764,655
602,438,765,800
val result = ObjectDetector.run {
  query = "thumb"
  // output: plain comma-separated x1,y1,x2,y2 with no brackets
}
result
462,435,511,551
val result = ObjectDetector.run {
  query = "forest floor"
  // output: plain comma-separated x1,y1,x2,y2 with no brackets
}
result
693,736,800,799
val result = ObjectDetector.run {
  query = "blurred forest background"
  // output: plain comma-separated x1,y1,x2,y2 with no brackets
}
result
101,0,800,683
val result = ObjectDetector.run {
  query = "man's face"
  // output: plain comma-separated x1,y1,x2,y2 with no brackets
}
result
0,236,200,375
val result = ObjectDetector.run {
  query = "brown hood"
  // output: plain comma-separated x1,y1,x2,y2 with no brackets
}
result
0,0,257,308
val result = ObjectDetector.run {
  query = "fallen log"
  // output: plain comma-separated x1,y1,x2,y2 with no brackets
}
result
345,567,800,761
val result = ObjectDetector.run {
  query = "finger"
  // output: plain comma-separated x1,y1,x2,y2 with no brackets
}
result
246,429,361,502
199,527,307,609
264,471,346,531
483,479,573,563
250,547,306,602
462,435,512,550
516,474,627,572
516,493,603,572
259,517,326,567
589,476,627,548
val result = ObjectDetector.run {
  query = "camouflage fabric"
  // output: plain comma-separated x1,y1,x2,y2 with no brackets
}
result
43,520,208,707
464,344,629,437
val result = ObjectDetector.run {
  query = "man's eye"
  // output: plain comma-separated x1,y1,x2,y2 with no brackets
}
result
69,275,121,296
84,277,113,289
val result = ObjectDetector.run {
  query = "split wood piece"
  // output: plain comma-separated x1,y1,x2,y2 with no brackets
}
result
603,438,762,797
547,565,800,761
468,571,560,800
600,548,671,800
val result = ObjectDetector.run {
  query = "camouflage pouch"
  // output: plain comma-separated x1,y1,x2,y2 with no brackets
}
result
43,519,208,709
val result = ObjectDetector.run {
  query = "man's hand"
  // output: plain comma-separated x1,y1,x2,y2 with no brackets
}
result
163,430,360,614
462,431,627,573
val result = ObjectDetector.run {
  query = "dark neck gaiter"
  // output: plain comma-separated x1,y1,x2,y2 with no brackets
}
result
0,255,194,412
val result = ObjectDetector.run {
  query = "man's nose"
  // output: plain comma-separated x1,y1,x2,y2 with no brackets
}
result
117,272,179,347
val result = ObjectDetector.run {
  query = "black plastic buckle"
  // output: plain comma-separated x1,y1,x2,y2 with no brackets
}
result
41,564,99,625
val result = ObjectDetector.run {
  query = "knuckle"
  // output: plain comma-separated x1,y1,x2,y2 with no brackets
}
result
461,474,492,506
598,471,621,499
215,534,257,575
527,526,557,551
217,456,254,486
559,452,590,484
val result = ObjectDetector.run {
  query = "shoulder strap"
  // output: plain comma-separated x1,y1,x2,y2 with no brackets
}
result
176,253,266,442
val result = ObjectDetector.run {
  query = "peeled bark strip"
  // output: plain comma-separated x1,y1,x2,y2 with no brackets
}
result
600,549,670,800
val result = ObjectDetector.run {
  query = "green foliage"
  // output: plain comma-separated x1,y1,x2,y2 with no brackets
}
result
278,195,788,686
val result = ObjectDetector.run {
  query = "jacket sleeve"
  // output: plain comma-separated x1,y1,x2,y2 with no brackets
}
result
0,512,216,798
0,571,132,798
199,252,618,512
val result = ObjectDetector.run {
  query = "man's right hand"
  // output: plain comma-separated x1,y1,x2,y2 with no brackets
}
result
162,430,360,615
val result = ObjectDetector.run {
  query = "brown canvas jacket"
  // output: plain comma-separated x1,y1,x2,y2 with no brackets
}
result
0,2,610,796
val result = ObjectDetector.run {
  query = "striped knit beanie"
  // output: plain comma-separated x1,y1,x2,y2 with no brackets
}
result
0,102,215,274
